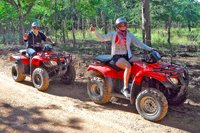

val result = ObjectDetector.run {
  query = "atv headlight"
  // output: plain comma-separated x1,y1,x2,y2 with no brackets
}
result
50,61,57,66
169,77,178,85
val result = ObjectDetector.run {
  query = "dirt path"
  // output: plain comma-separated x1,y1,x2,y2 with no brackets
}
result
1,54,200,133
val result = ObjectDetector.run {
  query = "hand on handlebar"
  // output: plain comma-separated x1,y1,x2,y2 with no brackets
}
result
34,43,42,47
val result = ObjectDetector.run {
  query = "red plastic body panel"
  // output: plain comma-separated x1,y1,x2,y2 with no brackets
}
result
10,55,29,65
87,61,170,85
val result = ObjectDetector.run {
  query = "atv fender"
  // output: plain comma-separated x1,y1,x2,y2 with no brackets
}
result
132,70,168,85
87,65,119,79
14,60,25,75
32,55,48,67
10,55,29,65
130,70,168,104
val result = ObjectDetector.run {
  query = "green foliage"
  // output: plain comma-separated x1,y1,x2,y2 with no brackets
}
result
0,2,18,22
0,0,199,47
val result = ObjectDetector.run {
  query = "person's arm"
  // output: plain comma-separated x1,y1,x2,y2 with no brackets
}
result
130,33,153,51
23,33,28,42
93,31,115,42
46,37,54,43
40,32,54,43
90,24,114,42
24,32,32,48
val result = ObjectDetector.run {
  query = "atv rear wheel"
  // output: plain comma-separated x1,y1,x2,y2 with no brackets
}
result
87,76,112,104
61,64,76,85
136,88,168,122
11,64,26,82
32,67,49,91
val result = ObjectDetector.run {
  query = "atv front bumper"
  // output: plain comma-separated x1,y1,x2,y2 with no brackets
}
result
161,72,189,99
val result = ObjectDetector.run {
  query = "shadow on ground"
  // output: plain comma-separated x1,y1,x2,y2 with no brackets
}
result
0,102,84,133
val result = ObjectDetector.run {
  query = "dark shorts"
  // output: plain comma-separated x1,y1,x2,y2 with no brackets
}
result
111,54,129,64
109,54,129,70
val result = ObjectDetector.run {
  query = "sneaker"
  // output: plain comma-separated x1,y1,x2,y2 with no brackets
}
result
121,88,130,98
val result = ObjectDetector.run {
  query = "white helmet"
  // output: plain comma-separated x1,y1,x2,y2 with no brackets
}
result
32,22,40,27
115,18,128,27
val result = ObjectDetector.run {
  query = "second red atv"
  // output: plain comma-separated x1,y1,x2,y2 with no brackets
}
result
87,51,189,121
10,44,76,91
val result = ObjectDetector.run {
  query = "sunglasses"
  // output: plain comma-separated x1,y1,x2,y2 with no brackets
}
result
118,23,127,27
32,26,39,30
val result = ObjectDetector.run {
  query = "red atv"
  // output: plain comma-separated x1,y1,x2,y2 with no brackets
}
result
87,51,189,121
10,44,75,91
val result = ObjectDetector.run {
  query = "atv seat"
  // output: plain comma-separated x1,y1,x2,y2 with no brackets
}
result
95,55,123,71
19,49,27,55
95,55,112,63
19,49,30,58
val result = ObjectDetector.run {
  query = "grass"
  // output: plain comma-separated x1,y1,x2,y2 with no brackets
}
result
56,27,199,56
0,27,199,53
63,27,199,48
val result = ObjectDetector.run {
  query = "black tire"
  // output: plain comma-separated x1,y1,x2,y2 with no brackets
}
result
136,88,168,122
61,64,76,85
11,64,26,82
87,76,112,104
32,67,49,91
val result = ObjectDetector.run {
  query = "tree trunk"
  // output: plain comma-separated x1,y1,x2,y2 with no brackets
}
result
95,16,98,28
62,20,66,43
110,19,113,31
66,29,69,40
72,20,76,47
2,25,6,44
16,1,25,45
77,16,80,31
86,18,90,29
104,21,108,34
82,17,85,39
188,20,191,32
167,17,171,45
18,13,25,45
167,17,173,63
101,11,107,34
141,0,151,46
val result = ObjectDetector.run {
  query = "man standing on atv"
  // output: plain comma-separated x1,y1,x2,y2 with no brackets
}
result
90,17,154,98
23,22,54,58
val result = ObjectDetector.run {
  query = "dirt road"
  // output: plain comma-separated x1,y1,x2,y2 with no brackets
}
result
0,54,200,133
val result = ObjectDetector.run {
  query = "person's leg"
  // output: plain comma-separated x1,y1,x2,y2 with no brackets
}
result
27,48,36,75
27,48,36,59
116,58,131,97
129,56,140,63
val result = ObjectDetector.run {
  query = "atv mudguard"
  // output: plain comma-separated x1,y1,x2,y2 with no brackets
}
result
87,64,124,79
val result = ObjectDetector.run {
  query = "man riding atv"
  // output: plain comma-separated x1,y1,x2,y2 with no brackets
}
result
23,21,54,58
10,21,76,91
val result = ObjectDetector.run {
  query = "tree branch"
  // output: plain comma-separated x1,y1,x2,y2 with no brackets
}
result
23,1,36,19
3,0,17,8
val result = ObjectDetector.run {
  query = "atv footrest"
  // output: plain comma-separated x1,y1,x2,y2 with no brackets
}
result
111,92,130,100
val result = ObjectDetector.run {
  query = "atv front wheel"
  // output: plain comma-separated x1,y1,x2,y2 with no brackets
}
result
11,64,26,82
87,76,112,104
32,67,49,91
136,88,168,122
61,64,76,85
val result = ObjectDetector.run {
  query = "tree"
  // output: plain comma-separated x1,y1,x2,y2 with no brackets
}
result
181,0,200,31
141,0,151,46
3,0,36,45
